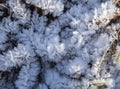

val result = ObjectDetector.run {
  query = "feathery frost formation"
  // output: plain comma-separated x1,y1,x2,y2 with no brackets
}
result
0,0,120,89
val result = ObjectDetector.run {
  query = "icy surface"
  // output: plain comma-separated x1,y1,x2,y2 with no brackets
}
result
0,0,120,89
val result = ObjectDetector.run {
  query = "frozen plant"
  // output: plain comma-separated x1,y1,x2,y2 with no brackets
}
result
0,0,119,89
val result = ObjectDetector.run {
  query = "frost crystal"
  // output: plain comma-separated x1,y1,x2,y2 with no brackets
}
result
0,0,120,89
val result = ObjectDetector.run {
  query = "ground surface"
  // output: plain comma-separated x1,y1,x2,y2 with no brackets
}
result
0,0,120,89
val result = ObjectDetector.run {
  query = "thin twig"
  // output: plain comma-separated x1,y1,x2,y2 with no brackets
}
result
97,29,120,77
0,4,8,9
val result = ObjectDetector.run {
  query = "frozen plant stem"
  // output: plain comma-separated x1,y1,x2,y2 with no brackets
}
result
97,29,120,77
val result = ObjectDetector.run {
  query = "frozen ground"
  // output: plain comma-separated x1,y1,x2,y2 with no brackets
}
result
0,0,120,89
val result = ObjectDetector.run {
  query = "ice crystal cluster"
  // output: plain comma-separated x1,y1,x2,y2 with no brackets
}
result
0,0,120,89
